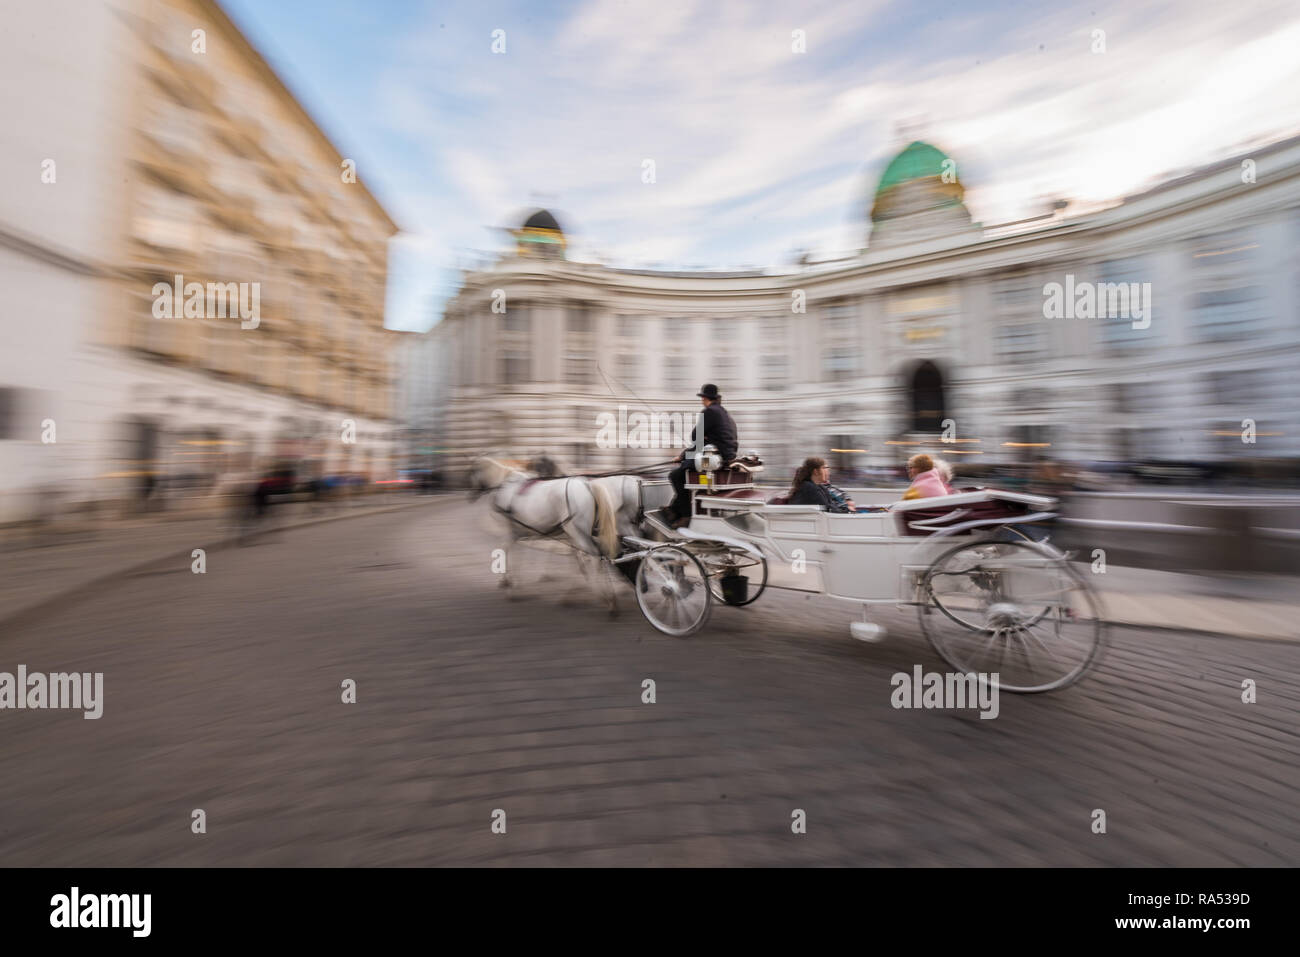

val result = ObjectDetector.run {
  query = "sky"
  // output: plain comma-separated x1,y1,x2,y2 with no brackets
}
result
219,0,1300,333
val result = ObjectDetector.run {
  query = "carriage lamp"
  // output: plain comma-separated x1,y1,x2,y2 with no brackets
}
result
693,444,723,475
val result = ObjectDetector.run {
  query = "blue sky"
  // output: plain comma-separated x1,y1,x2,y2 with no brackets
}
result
220,0,1300,332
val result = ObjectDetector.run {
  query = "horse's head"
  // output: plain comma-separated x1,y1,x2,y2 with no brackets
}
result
528,454,563,479
467,456,501,501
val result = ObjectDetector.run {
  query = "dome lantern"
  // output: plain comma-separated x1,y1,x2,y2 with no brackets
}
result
512,208,567,259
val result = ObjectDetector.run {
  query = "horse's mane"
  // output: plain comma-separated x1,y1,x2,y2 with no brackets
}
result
475,456,523,488
529,454,568,478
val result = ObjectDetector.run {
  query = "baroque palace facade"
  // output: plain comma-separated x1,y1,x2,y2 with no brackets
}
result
0,0,399,521
434,136,1300,484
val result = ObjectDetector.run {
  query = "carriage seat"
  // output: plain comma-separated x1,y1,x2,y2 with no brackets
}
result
686,467,756,487
893,489,1041,537
766,493,790,505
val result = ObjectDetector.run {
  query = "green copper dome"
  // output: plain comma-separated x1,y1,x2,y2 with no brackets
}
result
870,141,965,226
875,141,954,195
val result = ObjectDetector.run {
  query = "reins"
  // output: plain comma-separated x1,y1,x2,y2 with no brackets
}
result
562,460,678,479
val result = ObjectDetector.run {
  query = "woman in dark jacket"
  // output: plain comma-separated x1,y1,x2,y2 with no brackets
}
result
787,457,855,512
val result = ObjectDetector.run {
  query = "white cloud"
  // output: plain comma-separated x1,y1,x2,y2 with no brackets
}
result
367,0,1300,329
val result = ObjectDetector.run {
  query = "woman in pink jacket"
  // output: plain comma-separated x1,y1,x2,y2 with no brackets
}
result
901,453,953,500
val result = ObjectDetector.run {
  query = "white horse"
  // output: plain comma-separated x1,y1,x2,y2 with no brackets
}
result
468,456,621,608
524,454,657,540
587,474,645,538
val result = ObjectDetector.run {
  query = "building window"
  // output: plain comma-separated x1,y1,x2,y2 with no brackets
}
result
617,315,639,339
714,355,736,388
566,306,592,335
665,359,692,393
503,309,530,334
1204,370,1261,408
1109,380,1160,414
822,347,857,382
993,272,1040,318
134,185,201,250
1189,232,1265,342
211,154,260,205
995,322,1046,362
1095,257,1155,350
665,317,691,342
501,350,529,384
499,304,530,387
149,96,204,154
1192,286,1267,342
710,317,741,389
993,271,1050,360
761,355,788,390
616,353,640,389
0,387,20,439
821,303,860,382
1011,388,1051,413
824,303,857,338
564,353,595,385
1294,211,1300,328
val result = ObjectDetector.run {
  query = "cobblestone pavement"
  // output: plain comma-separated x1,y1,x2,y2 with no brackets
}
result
0,494,434,627
0,502,1295,866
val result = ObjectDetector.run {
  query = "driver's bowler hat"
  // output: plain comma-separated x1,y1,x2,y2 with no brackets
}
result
697,384,722,400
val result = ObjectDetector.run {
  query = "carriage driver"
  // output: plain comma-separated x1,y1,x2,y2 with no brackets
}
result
664,383,738,528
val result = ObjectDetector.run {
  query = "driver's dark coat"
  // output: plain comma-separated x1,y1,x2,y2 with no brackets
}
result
685,403,738,461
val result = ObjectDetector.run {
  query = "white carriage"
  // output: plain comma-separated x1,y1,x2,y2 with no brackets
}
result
615,448,1107,694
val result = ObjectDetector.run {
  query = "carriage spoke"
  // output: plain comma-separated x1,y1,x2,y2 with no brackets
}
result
993,628,1008,675
1016,619,1064,663
1009,627,1041,682
967,625,1001,664
662,597,678,628
634,546,710,637
921,537,1105,693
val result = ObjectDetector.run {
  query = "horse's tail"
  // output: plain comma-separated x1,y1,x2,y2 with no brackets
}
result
590,480,620,559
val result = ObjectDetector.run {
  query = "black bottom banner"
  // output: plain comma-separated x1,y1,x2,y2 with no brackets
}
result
0,866,1283,943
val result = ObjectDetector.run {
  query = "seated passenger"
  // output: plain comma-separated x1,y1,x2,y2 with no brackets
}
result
787,457,856,512
935,457,954,487
901,453,954,501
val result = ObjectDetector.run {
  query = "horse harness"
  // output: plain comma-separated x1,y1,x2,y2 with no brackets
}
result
491,474,584,539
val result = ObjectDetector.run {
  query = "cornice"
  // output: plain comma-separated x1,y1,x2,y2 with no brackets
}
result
443,139,1300,313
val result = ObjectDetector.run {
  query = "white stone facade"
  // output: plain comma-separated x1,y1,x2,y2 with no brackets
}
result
434,137,1300,483
0,0,401,522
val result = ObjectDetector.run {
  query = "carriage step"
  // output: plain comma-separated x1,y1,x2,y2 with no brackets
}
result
850,622,887,643
642,509,683,539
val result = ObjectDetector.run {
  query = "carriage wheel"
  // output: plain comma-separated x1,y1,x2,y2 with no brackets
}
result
704,552,768,606
918,538,1105,693
993,524,1057,626
634,545,712,637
